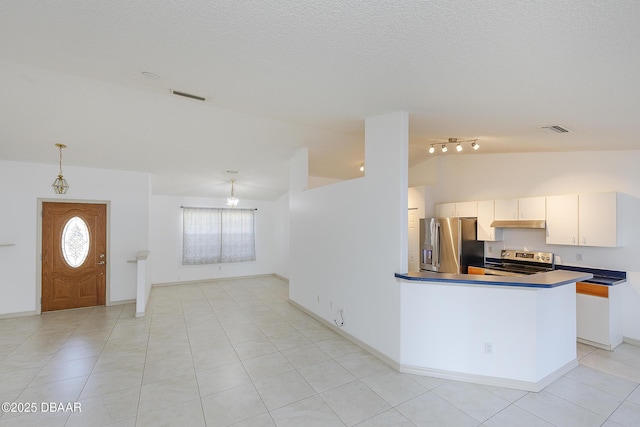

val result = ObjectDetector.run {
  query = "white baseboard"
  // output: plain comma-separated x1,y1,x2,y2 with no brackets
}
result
577,337,616,351
153,273,281,288
273,274,289,283
109,299,135,306
0,310,37,320
288,298,580,392
623,336,640,347
401,359,578,392
288,299,400,371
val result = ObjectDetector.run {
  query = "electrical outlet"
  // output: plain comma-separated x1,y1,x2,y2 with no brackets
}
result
488,246,493,254
330,300,333,309
316,295,320,303
576,253,583,262
484,342,493,354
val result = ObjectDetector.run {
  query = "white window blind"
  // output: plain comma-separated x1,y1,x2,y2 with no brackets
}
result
182,207,256,265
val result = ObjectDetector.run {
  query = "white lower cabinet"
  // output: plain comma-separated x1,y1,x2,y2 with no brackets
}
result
576,282,623,350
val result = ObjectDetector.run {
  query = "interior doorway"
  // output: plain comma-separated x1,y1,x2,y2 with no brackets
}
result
41,202,107,312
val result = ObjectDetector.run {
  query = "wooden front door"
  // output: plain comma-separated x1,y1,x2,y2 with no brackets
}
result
42,202,107,312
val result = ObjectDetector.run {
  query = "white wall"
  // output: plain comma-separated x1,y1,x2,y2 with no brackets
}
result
149,195,280,284
273,192,290,280
289,112,408,362
0,160,150,316
409,150,640,341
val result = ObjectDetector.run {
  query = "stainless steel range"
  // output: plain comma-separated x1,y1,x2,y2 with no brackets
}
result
483,250,554,277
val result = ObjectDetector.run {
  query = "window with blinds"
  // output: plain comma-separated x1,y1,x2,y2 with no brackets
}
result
182,207,256,265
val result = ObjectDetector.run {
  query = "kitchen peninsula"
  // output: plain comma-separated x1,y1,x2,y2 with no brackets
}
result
395,269,592,391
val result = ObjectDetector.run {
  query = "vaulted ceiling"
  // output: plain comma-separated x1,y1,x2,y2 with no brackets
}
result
1,1,639,199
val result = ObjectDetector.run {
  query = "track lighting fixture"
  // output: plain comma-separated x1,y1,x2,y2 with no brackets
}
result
428,138,480,154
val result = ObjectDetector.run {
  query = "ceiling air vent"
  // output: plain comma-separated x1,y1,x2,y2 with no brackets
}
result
171,90,206,102
542,125,570,134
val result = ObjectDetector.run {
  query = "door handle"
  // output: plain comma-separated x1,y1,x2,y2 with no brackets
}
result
96,261,105,265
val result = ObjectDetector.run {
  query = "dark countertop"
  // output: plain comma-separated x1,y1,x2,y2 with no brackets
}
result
554,265,626,286
395,269,593,289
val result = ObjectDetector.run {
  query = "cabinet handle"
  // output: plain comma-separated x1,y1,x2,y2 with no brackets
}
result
572,236,575,244
582,236,586,245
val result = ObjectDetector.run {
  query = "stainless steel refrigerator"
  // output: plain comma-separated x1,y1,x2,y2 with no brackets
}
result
420,217,484,274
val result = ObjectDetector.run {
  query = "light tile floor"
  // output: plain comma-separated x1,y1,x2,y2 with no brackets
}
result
1,276,639,426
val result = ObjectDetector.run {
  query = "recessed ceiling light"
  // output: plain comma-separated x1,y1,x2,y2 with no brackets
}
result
225,169,239,174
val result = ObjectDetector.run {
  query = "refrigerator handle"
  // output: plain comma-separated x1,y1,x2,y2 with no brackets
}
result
434,222,440,268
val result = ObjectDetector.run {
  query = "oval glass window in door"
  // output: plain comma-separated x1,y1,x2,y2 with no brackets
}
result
61,216,90,268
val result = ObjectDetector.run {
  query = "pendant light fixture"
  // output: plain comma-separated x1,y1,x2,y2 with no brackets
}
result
226,180,239,207
52,143,69,194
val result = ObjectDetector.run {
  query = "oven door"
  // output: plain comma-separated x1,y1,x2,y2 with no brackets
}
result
482,268,527,277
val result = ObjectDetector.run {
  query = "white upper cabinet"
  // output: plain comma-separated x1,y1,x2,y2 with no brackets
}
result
495,197,545,221
435,201,477,218
456,201,478,217
494,199,519,220
546,192,621,247
477,200,502,241
546,194,579,245
435,202,456,218
518,196,546,220
579,192,621,247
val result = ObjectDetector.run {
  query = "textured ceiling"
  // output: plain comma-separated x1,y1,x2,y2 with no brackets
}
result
1,1,639,199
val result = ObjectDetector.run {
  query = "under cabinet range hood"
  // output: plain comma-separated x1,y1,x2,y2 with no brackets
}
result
490,219,546,229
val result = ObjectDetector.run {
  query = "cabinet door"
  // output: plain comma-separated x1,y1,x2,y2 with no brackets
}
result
435,203,456,218
456,201,478,217
518,196,546,220
546,194,578,245
477,200,502,241
494,199,518,220
576,293,611,346
579,192,620,247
